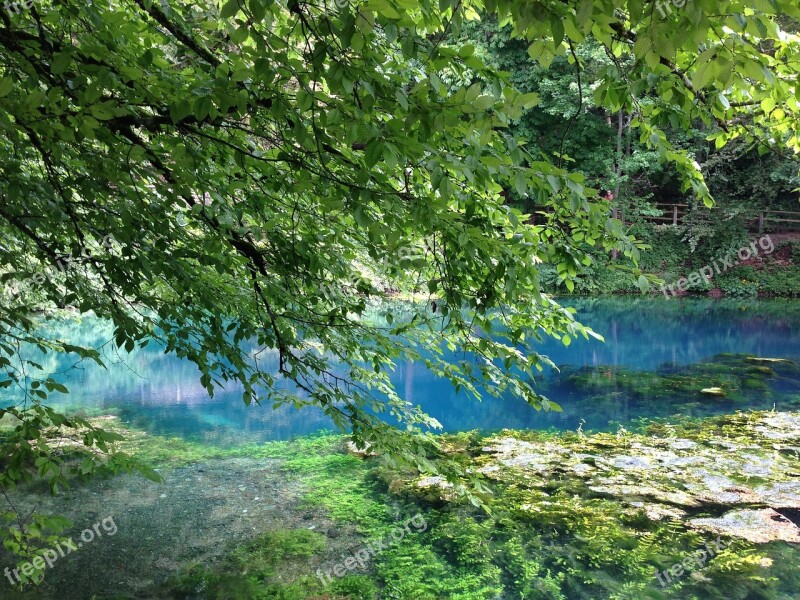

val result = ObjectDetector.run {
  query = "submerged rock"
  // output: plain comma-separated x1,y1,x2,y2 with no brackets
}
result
588,483,701,507
689,508,800,544
641,503,687,521
415,475,458,501
457,411,800,545
346,440,376,457
611,455,656,470
746,357,795,365
417,475,451,489
668,439,698,450
754,481,800,508
559,353,799,409
756,413,800,439
700,387,726,396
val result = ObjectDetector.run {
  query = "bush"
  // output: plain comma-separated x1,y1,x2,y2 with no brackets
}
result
331,575,378,599
630,224,690,271
716,272,759,298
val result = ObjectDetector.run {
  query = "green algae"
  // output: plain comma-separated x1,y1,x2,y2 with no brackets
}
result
166,528,374,600
561,353,794,407
386,410,800,599
134,412,800,598
13,409,800,599
20,346,800,600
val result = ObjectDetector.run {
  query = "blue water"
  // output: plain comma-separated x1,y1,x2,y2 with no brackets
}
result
10,298,800,443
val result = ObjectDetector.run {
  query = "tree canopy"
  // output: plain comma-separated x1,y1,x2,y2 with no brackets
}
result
0,0,798,570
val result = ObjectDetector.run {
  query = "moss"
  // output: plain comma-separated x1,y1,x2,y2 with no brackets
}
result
167,530,336,600
377,541,503,600
56,409,800,599
329,575,378,599
236,529,327,568
563,354,783,407
394,410,800,598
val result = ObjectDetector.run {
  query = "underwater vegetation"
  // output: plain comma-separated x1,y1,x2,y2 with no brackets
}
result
564,353,800,402
4,355,800,598
148,409,800,599
539,353,800,426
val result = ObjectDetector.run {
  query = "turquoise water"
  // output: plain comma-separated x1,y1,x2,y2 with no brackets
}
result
11,298,800,443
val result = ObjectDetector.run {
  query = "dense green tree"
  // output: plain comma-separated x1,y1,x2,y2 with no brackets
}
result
0,0,797,576
459,8,800,219
458,21,616,187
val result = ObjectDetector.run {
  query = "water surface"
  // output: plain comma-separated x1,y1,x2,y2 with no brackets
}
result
12,298,800,442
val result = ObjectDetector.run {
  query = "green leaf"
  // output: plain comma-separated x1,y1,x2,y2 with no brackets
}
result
194,96,213,121
575,0,593,26
0,77,13,98
221,0,240,18
90,103,115,120
249,0,265,20
170,102,191,123
51,52,73,75
136,464,165,483
473,95,495,110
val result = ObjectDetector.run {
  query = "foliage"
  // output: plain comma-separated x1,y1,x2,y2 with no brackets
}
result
550,226,800,299
457,19,616,196
678,209,750,256
168,528,337,600
330,575,379,599
0,405,159,583
716,273,760,298
717,264,800,298
460,3,800,217
702,137,800,213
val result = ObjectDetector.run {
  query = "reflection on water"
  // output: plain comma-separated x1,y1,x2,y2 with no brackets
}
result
7,298,800,442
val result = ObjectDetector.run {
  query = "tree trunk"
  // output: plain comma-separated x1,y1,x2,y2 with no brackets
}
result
611,111,625,259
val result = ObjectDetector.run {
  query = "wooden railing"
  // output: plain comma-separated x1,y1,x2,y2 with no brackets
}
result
647,203,688,226
531,203,800,233
647,203,800,233
756,210,800,232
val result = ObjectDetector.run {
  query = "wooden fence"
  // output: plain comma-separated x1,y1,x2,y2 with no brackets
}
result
645,203,800,233
532,203,800,233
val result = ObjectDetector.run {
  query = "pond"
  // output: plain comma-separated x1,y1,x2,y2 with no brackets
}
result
18,297,800,442
6,297,800,600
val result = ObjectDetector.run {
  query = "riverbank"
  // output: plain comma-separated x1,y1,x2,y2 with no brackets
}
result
3,407,800,599
542,229,800,299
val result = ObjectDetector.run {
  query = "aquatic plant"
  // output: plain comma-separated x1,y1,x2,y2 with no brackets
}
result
16,408,800,599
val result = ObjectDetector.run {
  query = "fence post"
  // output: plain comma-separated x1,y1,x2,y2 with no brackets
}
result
758,211,764,234
673,205,678,226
